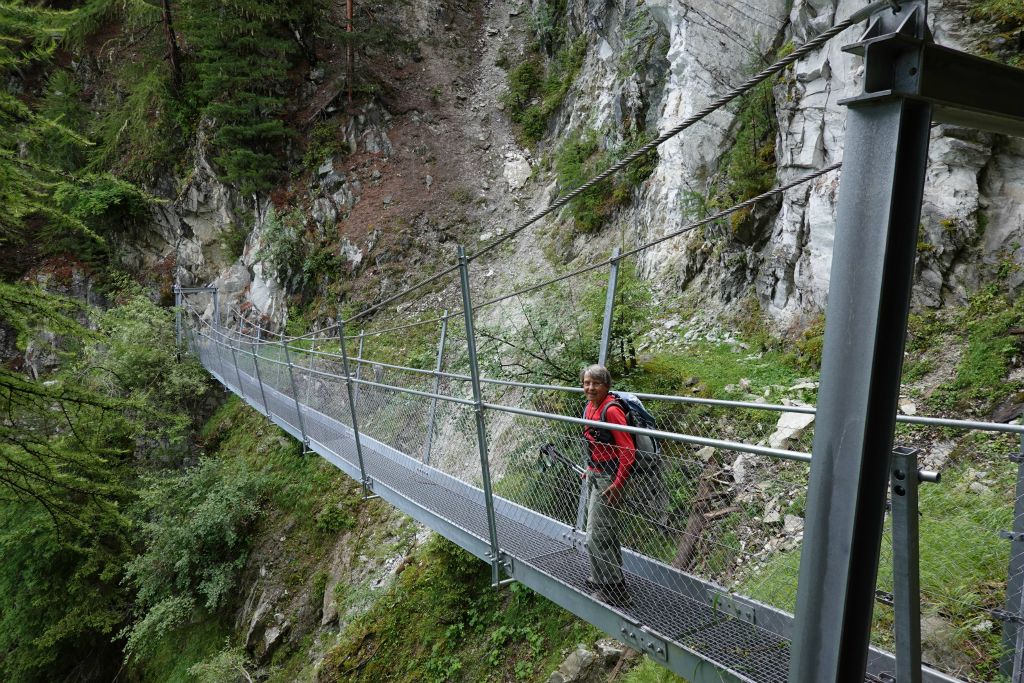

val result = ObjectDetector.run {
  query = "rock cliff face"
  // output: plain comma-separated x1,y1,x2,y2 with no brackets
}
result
548,0,1023,329
146,0,1020,333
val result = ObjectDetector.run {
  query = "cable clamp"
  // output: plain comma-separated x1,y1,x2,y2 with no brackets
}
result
991,608,1024,625
1000,531,1024,542
874,590,894,606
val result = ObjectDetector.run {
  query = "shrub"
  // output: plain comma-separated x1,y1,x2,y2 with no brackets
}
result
121,458,266,659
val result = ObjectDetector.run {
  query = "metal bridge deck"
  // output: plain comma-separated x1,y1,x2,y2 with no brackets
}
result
197,344,952,683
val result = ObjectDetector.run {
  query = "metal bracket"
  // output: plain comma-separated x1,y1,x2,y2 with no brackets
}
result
875,590,895,606
1001,531,1024,543
709,590,758,625
1010,451,1024,464
618,620,668,663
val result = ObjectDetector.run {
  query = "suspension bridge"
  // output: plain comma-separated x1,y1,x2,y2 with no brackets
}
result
177,1,1024,681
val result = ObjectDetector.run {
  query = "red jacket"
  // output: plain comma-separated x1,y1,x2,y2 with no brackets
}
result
583,394,636,489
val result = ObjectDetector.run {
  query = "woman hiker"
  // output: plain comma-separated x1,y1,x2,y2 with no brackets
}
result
581,364,635,607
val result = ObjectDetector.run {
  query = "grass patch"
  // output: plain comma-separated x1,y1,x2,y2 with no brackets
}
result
928,287,1024,414
628,342,807,399
320,537,599,683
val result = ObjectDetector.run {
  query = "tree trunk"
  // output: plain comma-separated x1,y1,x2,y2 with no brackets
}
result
160,0,182,90
347,0,354,104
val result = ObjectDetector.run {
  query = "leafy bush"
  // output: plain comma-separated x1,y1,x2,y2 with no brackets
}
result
503,35,587,145
553,129,657,233
121,458,266,659
256,207,308,288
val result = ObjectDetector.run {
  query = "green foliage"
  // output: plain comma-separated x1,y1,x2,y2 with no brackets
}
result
188,642,259,683
257,207,308,288
554,130,613,232
27,70,91,172
929,287,1024,413
971,0,1024,66
478,260,653,383
553,129,659,233
221,219,251,261
503,35,587,145
88,61,186,183
0,287,208,682
121,457,266,659
712,75,777,238
302,119,350,170
791,314,826,372
184,0,314,194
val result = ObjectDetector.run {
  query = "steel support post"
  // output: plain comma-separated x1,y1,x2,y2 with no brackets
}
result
458,245,503,585
212,288,220,332
423,312,449,465
574,248,623,532
281,339,308,448
303,335,317,454
250,335,270,417
229,322,245,396
598,247,621,367
890,446,923,683
789,4,934,681
174,286,182,348
1003,433,1024,680
353,328,365,409
338,319,371,497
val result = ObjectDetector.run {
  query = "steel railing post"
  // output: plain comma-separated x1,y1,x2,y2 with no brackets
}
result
353,327,364,408
890,446,923,683
338,318,371,498
1003,433,1024,681
212,288,220,333
574,247,622,532
598,247,621,367
281,339,308,449
422,312,449,464
789,4,935,680
229,317,245,396
174,286,182,348
303,334,317,454
250,329,270,417
458,246,503,585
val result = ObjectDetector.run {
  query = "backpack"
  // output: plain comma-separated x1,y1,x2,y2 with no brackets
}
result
590,391,661,473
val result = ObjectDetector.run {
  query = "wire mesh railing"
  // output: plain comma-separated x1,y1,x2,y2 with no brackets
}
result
180,288,1024,683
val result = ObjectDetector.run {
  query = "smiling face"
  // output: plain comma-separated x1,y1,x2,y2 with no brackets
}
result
582,371,610,407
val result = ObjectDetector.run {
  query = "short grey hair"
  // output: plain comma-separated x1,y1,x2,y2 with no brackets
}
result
581,364,611,386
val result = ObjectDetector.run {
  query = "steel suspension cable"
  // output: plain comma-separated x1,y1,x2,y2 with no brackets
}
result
338,0,895,327
466,0,897,264
473,162,842,311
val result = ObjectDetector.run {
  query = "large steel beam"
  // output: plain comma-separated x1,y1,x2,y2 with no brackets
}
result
789,3,934,681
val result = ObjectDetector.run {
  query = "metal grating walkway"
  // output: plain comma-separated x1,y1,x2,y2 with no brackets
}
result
191,334,957,683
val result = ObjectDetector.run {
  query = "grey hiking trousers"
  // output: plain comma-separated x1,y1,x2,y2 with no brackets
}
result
585,471,627,586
